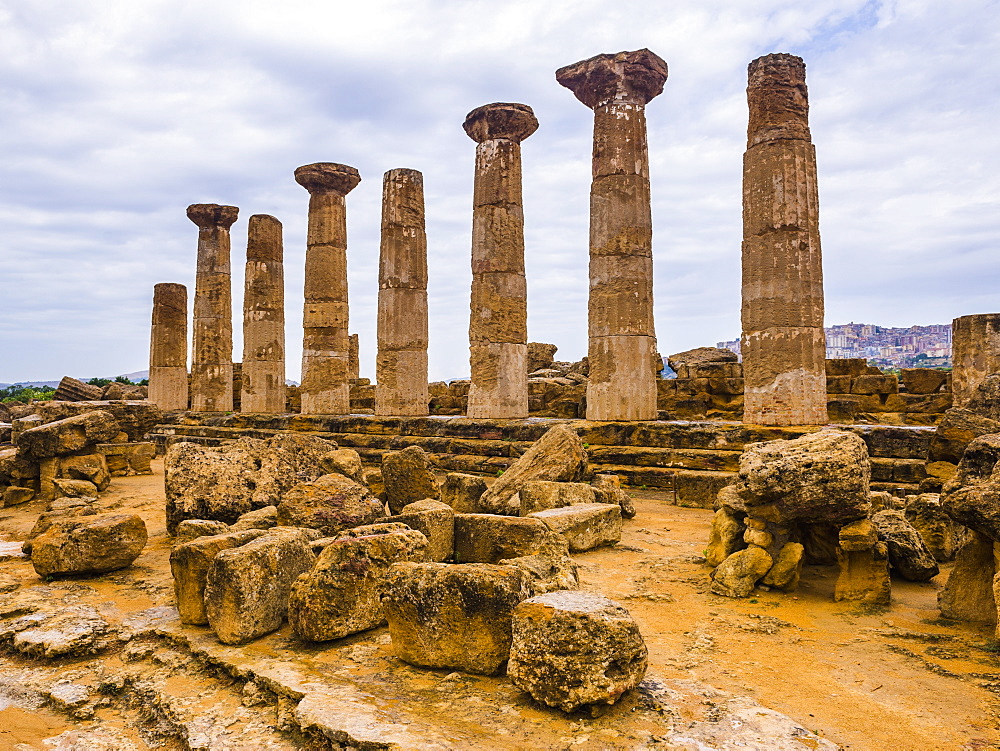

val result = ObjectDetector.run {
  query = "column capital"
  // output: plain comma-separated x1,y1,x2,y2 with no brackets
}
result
747,53,810,146
556,49,667,109
187,204,238,229
463,103,538,144
294,162,361,196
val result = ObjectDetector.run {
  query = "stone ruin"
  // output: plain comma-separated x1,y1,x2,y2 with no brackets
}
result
163,423,644,711
3,46,1000,749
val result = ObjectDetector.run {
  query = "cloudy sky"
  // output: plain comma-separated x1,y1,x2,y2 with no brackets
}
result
1,0,998,383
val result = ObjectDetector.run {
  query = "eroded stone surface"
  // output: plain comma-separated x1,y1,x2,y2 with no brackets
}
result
382,561,533,675
381,445,439,514
276,474,384,536
508,591,647,712
528,502,622,552
288,525,427,642
31,513,147,577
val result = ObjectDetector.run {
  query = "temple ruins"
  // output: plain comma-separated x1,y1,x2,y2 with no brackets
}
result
295,162,360,415
240,214,286,414
740,53,827,426
148,282,188,411
187,203,238,413
2,47,999,750
557,50,667,422
376,168,430,416
464,103,537,419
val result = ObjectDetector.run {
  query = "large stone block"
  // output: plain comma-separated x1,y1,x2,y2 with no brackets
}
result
453,514,555,563
478,425,588,515
31,513,147,577
871,509,939,582
288,526,427,642
518,480,596,516
170,529,268,624
277,473,385,536
440,472,487,513
204,528,317,644
938,531,996,624
16,411,120,460
381,562,533,675
904,493,956,562
725,430,870,525
32,401,162,443
710,546,772,598
508,591,647,712
381,445,440,514
390,499,454,562
528,503,622,552
941,433,1000,540
164,433,336,534
59,454,111,492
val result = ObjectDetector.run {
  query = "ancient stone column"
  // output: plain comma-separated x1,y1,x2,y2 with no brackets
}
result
148,282,188,411
740,53,827,426
464,103,537,419
188,203,238,412
348,334,360,381
376,168,429,416
952,314,1000,406
557,50,667,421
294,163,360,415
241,214,286,413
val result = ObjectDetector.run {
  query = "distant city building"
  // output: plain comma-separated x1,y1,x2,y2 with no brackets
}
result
717,322,952,370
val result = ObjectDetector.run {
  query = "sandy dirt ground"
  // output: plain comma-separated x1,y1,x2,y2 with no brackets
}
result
0,461,997,750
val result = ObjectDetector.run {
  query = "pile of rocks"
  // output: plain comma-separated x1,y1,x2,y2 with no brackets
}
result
166,423,647,712
707,429,942,605
1,401,160,508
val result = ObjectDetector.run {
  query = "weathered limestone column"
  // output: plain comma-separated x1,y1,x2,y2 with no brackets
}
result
952,314,1000,406
348,334,360,380
464,103,537,418
148,282,188,411
557,50,667,421
376,168,429,416
740,53,827,426
241,214,286,413
188,203,238,412
294,163,360,415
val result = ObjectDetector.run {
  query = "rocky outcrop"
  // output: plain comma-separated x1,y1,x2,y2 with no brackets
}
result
508,591,647,712
478,425,589,515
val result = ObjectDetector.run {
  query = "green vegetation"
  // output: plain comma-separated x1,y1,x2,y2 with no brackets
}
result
1,384,56,403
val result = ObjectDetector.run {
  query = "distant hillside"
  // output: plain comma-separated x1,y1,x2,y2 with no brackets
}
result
0,370,149,390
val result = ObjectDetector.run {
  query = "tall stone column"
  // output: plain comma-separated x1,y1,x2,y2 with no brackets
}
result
952,314,1000,406
188,203,238,412
740,53,827,426
241,214,286,413
348,334,360,380
294,163,360,415
376,168,429,416
148,282,188,411
557,50,667,421
464,103,537,419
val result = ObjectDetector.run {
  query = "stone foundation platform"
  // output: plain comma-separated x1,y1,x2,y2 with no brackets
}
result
148,413,934,507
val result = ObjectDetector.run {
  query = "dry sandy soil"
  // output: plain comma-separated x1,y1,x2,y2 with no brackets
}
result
0,461,997,750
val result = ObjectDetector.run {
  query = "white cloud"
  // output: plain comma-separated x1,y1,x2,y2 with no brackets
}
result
0,0,998,382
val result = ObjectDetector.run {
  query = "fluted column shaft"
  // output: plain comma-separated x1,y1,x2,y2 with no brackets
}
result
188,203,238,412
557,49,667,421
740,53,827,426
464,103,538,418
376,168,429,416
149,282,188,410
952,314,1000,406
241,214,286,413
295,163,360,415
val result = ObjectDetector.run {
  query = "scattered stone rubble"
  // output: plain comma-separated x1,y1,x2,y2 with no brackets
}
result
707,428,943,605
